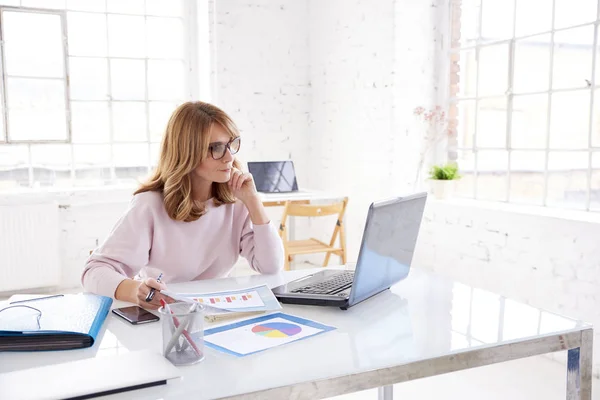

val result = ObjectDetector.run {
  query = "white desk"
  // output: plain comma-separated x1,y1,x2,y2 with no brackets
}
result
0,268,593,400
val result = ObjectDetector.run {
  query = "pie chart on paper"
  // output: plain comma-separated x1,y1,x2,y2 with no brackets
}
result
251,322,302,338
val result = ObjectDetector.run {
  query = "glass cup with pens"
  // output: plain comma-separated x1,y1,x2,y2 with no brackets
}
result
158,299,205,365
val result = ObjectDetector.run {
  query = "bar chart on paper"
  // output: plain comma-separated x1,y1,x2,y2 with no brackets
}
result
192,291,264,309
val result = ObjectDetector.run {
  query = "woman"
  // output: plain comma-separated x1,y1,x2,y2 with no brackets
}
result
81,101,284,309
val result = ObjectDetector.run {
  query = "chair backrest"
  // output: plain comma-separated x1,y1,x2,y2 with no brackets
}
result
279,197,348,238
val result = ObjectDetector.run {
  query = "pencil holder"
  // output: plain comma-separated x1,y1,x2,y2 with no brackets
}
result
158,302,205,365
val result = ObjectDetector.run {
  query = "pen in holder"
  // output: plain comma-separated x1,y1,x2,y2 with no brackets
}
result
158,301,205,365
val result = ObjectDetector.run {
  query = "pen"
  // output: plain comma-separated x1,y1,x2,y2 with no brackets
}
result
145,272,163,302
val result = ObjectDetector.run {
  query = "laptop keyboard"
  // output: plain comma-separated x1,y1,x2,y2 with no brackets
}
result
291,271,354,295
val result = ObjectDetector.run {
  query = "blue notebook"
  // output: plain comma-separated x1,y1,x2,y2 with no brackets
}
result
0,293,113,351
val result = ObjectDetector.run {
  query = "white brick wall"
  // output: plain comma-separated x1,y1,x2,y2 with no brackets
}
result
307,0,443,260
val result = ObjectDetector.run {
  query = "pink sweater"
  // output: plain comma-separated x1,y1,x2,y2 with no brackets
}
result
81,191,284,298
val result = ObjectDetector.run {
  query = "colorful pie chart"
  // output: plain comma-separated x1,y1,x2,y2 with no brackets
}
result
251,322,302,338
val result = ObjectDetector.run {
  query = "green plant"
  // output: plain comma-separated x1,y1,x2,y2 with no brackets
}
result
429,163,461,180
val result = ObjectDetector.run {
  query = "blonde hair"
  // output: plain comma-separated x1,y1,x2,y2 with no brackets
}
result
135,101,241,222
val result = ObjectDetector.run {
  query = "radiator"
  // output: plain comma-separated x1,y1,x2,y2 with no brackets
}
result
0,203,61,292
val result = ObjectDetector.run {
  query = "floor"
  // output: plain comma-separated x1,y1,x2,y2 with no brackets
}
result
328,355,600,400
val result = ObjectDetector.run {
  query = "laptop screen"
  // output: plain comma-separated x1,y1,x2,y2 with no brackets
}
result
247,161,299,193
348,193,427,306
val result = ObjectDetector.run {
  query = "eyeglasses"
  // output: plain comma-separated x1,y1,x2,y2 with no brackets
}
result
209,137,241,160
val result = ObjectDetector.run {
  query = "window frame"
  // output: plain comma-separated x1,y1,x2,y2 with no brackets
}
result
448,0,600,211
0,6,72,144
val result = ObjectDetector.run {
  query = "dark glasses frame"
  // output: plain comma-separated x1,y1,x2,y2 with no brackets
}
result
209,136,241,160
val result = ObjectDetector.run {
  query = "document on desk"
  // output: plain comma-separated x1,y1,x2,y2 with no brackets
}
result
161,284,282,321
203,312,336,357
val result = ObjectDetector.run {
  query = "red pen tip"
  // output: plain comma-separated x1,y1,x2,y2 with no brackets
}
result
159,298,166,307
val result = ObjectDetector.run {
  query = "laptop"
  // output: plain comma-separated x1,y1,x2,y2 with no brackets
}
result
272,192,428,309
248,161,299,193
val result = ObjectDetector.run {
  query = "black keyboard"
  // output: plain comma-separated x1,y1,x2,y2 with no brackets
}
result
291,272,354,295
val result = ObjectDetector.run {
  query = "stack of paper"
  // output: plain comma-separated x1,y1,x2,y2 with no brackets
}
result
162,284,282,322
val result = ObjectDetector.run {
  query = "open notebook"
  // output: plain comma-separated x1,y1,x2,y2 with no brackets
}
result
0,293,112,351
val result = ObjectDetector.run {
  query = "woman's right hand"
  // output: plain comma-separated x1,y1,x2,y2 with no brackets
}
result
115,278,175,310
136,278,176,310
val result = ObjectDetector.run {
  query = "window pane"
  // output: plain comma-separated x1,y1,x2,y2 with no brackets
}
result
480,0,514,43
107,0,145,15
67,0,105,12
459,0,480,47
146,17,185,59
31,144,71,187
110,59,146,100
592,88,600,147
3,11,64,77
476,150,508,201
478,44,509,97
456,100,476,148
591,153,600,211
0,108,4,141
457,49,476,98
515,0,552,37
73,144,111,185
595,29,600,88
7,78,67,141
113,143,149,181
67,12,107,57
510,151,545,205
513,34,551,94
146,0,184,17
550,91,590,149
69,57,108,100
476,97,507,148
71,102,110,143
547,152,588,209
148,60,185,100
511,94,547,149
0,144,28,188
554,0,597,30
112,102,146,142
553,27,594,90
108,15,145,58
455,150,475,198
149,102,177,141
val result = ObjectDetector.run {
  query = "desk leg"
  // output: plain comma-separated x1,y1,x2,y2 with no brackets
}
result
378,385,393,400
567,329,593,400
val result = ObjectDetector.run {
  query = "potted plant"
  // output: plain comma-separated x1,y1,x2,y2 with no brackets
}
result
428,162,460,200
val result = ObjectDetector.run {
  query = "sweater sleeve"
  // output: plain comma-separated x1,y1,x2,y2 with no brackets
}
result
81,194,154,298
239,212,284,274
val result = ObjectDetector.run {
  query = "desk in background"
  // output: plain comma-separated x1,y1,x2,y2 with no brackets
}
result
0,267,592,400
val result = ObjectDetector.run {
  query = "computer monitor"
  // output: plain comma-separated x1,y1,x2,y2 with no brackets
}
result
247,161,299,193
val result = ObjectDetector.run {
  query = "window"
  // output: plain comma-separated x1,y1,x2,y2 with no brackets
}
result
449,0,600,211
0,0,194,189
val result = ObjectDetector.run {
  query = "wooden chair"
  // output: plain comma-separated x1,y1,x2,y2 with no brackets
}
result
279,197,348,270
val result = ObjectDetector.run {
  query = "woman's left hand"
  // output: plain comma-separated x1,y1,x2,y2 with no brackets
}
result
229,168,258,203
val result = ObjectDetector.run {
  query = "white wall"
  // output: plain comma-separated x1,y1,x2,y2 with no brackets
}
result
307,0,442,260
210,0,311,186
